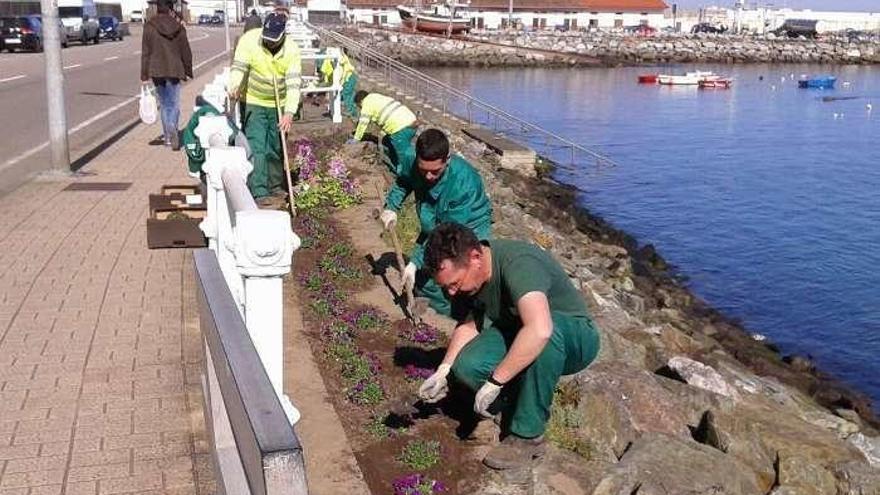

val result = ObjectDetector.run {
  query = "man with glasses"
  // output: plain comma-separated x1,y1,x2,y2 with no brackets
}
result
379,129,492,317
417,222,600,470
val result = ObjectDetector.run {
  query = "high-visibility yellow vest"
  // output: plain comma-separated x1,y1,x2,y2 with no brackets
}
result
340,52,356,81
229,29,301,115
320,57,334,85
354,93,416,140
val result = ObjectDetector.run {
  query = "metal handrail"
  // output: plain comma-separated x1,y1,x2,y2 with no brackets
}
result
308,24,619,168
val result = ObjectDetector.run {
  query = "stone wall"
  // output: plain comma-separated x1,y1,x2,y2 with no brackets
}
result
347,27,880,66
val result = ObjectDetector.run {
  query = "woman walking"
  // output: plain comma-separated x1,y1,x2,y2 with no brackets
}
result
140,0,193,149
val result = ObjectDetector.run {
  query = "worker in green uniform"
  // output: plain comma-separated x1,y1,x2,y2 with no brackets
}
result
228,12,301,206
182,86,234,178
353,90,417,176
417,222,600,470
379,129,492,317
339,47,358,117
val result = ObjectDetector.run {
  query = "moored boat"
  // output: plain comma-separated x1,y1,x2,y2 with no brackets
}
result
699,78,733,89
638,74,658,84
397,2,471,34
798,76,836,89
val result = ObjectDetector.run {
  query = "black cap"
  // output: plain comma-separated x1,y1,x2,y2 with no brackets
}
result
262,12,287,43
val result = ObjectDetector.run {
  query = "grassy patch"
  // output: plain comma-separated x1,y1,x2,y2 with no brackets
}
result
546,381,593,459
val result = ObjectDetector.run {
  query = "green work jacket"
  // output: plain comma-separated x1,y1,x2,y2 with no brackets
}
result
385,154,492,268
182,103,237,174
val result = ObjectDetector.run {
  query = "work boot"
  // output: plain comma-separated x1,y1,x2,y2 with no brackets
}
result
170,131,180,151
482,434,545,471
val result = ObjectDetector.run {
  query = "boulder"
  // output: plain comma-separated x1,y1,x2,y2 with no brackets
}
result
667,356,739,399
591,433,763,494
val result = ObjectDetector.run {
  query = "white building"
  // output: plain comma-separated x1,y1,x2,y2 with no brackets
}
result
735,7,880,34
344,0,668,30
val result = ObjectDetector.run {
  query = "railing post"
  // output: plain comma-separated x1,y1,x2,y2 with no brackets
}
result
234,210,303,425
330,48,343,123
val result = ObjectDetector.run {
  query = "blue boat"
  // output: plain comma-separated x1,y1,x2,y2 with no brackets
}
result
798,76,836,89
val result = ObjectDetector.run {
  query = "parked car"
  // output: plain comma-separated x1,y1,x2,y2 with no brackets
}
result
98,15,123,40
772,19,818,39
210,15,223,25
197,14,212,25
624,24,656,36
130,10,143,22
0,15,69,52
691,22,726,34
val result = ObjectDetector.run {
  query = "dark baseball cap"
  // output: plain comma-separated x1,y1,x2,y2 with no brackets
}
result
262,12,287,43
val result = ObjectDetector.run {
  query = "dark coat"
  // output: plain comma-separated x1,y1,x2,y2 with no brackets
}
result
141,13,193,81
243,13,262,33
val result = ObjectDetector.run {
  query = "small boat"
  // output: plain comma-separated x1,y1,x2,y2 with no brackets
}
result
397,2,471,35
658,71,715,85
638,74,658,84
798,76,836,89
699,78,733,89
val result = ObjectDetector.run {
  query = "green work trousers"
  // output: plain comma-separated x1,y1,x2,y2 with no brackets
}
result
414,268,451,317
242,104,284,198
382,127,416,176
342,74,358,118
451,313,600,439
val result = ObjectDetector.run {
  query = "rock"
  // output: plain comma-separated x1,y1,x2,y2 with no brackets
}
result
831,461,880,495
848,433,880,467
701,405,867,493
783,354,815,373
568,362,708,461
591,433,763,494
667,356,739,399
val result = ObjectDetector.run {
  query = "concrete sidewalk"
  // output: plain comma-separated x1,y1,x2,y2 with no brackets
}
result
0,75,216,494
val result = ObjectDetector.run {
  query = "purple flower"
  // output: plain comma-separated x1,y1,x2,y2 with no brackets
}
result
400,323,441,346
392,474,447,495
327,157,348,179
403,364,434,381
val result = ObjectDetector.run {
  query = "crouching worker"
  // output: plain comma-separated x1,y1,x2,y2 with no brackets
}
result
352,90,417,176
380,129,491,317
418,223,601,470
181,85,250,180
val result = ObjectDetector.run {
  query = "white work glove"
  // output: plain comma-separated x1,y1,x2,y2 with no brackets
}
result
474,379,503,418
418,363,452,403
401,262,417,294
380,209,397,230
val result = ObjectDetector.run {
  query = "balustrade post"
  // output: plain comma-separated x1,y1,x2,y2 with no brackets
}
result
234,210,302,425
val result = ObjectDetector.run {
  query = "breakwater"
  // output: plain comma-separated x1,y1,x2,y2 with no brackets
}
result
344,26,880,66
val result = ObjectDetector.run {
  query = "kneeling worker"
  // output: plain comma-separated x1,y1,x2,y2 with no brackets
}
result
352,90,417,176
418,223,601,470
380,129,491,317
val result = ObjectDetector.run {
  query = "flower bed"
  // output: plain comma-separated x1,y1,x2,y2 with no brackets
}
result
289,138,486,493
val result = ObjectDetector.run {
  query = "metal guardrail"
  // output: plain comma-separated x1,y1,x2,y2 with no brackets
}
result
309,24,619,168
195,250,308,495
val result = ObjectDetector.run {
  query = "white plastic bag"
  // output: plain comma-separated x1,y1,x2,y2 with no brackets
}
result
138,85,158,125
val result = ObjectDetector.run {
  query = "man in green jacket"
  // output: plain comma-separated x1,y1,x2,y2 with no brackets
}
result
380,129,492,316
418,223,600,470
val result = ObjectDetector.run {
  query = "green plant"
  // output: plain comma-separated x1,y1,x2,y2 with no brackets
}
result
546,382,592,459
364,414,391,439
397,439,441,471
328,242,353,258
310,298,332,317
326,340,358,363
303,272,323,292
349,379,384,405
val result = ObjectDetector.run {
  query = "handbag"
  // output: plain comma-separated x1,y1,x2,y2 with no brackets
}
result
138,85,158,125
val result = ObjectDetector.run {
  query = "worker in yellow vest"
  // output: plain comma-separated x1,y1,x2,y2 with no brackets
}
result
352,90,417,176
339,48,358,117
228,12,301,205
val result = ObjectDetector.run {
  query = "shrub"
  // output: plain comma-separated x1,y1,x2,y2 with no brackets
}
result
397,439,441,471
546,382,592,459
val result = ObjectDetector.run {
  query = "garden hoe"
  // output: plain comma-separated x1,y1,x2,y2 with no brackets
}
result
370,195,422,325
272,74,297,218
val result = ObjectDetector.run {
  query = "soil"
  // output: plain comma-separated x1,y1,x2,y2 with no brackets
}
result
288,133,493,493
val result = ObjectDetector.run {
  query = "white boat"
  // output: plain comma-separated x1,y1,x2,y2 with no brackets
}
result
658,71,718,86
397,1,471,35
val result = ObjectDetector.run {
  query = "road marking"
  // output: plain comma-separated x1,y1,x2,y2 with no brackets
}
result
0,75,25,84
104,56,119,61
190,32,210,42
0,48,229,174
63,64,82,70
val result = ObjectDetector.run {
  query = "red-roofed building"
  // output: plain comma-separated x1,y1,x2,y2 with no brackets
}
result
343,0,668,31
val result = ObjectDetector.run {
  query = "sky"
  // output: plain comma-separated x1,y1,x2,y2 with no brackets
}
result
671,0,879,12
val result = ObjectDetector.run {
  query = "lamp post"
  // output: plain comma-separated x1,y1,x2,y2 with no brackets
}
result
40,0,70,171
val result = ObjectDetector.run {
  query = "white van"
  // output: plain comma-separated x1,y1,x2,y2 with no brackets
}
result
58,0,100,44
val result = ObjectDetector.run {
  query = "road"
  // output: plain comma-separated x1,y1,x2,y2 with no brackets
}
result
0,24,230,193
